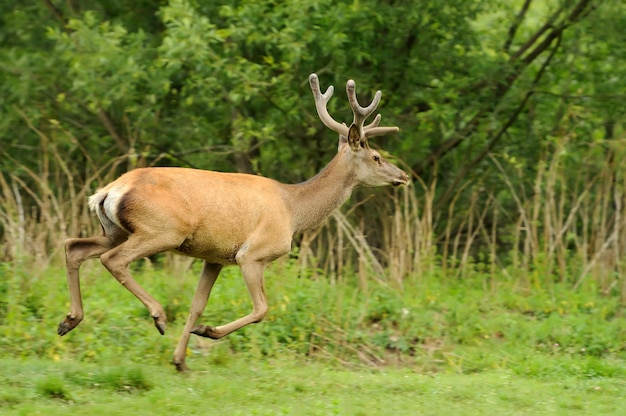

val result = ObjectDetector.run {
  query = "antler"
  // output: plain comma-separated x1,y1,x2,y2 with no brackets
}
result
309,73,399,140
309,73,350,137
346,80,399,139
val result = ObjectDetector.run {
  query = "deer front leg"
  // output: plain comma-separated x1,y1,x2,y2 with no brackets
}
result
172,262,222,372
191,260,268,339
58,236,116,336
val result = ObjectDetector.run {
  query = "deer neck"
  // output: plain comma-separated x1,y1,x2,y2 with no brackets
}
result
283,151,357,234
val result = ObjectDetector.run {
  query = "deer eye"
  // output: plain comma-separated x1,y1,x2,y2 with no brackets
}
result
372,155,381,164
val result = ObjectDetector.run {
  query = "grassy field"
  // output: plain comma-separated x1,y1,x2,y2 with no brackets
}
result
1,260,626,415
2,355,626,416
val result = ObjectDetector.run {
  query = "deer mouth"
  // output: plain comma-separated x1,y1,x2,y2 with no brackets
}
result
392,174,410,187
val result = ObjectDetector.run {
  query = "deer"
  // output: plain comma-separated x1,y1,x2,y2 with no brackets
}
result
58,73,409,371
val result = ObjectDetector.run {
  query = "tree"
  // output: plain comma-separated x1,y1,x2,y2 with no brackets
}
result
1,0,623,282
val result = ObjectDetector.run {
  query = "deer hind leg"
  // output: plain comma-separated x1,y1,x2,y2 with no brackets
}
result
172,261,222,372
58,234,124,336
191,260,269,340
98,232,182,336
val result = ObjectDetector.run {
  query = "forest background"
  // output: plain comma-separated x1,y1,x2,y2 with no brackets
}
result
0,1,625,411
2,0,625,287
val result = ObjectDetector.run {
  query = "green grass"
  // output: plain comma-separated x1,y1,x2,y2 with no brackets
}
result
1,259,626,414
1,355,626,416
0,357,626,415
2,260,624,368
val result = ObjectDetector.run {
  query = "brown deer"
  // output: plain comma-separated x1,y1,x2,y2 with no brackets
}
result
58,74,408,371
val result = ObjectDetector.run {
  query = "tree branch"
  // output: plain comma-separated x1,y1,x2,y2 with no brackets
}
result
434,34,563,213
504,0,533,53
520,0,595,65
433,92,534,213
414,110,483,176
414,0,598,178
511,4,564,60
97,109,128,154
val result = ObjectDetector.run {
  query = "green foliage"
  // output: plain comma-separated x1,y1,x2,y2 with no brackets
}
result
1,0,625,287
73,366,153,392
36,376,72,401
1,258,625,378
0,7,625,414
2,0,621,178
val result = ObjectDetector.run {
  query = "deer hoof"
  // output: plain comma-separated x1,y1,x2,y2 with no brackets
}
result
57,313,82,336
57,321,72,336
191,325,220,339
154,317,167,335
153,315,167,335
173,361,189,373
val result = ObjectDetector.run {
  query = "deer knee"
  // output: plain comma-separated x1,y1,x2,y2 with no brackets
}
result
65,239,88,268
100,251,127,276
251,304,269,323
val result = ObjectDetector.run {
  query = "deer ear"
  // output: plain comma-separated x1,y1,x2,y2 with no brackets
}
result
347,124,362,151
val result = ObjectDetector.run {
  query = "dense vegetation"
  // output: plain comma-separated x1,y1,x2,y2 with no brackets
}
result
0,3,625,410
0,2,625,414
1,262,626,414
1,0,624,286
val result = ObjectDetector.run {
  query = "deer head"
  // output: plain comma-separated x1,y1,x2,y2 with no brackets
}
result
309,74,408,187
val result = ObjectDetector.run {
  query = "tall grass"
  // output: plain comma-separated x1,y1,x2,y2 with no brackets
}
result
0,113,124,269
489,135,626,297
0,256,624,371
1,122,625,299
298,133,625,300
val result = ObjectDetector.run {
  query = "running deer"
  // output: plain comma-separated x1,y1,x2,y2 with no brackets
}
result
58,74,409,371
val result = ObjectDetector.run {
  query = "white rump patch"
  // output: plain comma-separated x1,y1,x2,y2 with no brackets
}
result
88,184,131,234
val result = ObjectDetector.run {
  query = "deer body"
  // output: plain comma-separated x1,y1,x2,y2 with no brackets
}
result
91,167,294,265
58,74,408,371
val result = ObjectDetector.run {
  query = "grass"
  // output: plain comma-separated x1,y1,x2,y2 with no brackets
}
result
1,259,626,414
1,355,626,416
2,259,624,366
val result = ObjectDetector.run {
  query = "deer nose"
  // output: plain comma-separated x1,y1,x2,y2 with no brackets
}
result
393,173,409,186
